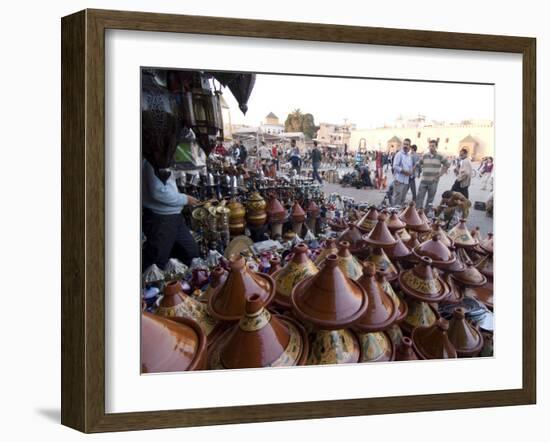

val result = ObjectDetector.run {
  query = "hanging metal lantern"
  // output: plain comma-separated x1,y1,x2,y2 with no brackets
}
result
190,74,223,156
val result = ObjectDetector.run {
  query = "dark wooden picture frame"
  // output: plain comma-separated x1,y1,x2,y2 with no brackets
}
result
61,8,536,433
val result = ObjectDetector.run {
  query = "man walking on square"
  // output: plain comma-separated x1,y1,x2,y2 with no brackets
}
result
392,138,413,206
416,139,449,209
311,140,323,184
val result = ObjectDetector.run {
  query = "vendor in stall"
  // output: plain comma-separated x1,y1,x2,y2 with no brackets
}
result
142,158,200,270
435,190,472,221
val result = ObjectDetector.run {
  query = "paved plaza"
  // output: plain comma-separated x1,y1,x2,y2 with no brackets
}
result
320,163,494,236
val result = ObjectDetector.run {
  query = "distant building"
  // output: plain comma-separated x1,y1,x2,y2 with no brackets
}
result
315,121,356,152
349,118,494,160
260,112,285,135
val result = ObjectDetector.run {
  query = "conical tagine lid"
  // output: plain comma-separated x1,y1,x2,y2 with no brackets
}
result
387,235,412,261
338,223,365,252
336,241,364,281
291,254,368,329
447,307,483,357
273,243,319,309
480,233,494,255
357,206,380,233
402,298,439,334
209,294,309,368
290,201,306,223
448,219,479,248
399,202,430,232
412,318,458,359
439,245,466,273
427,223,453,248
364,214,398,248
365,247,398,282
266,196,287,223
198,266,228,303
413,234,456,266
307,200,320,217
357,331,395,362
354,263,397,332
395,336,420,361
398,256,451,302
404,231,421,250
386,211,407,231
141,312,206,373
451,261,488,287
476,254,493,278
314,238,339,266
209,254,275,321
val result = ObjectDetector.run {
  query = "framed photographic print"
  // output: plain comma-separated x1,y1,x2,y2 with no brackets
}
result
61,9,536,433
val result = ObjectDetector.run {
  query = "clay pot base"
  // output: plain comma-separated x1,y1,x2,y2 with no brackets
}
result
357,331,395,362
208,315,308,369
307,329,361,365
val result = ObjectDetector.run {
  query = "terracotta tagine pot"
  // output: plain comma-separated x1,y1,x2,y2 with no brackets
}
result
411,318,458,360
401,296,440,335
227,198,246,236
307,329,361,365
365,247,399,282
442,273,464,304
404,231,421,250
463,279,493,310
448,219,479,248
412,234,455,268
480,232,494,255
476,254,493,278
447,307,484,357
266,195,287,224
290,201,307,224
307,200,320,218
246,191,267,226
141,312,207,373
338,223,366,254
198,266,228,303
156,280,218,335
386,324,404,346
399,202,430,232
291,253,368,330
336,241,364,281
398,256,451,303
451,261,488,287
268,257,282,275
354,263,397,332
327,217,348,232
364,214,398,248
208,254,275,322
380,275,408,323
427,222,453,248
208,293,309,368
395,336,420,361
357,331,395,362
395,227,412,242
272,243,319,310
439,245,467,274
314,238,339,266
387,234,412,262
357,205,380,233
386,210,407,232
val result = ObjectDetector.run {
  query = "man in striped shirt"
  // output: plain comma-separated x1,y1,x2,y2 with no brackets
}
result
415,139,449,209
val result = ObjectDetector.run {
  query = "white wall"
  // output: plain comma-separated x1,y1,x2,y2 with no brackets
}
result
0,0,547,441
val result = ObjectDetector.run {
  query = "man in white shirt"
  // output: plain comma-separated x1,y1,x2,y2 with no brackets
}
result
451,148,473,198
392,138,414,206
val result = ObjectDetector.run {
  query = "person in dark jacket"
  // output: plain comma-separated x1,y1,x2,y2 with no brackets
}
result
311,141,323,184
289,139,302,174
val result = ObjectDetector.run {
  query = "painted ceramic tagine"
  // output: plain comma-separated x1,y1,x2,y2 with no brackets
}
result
439,245,466,274
385,210,406,232
357,331,395,363
357,205,380,233
336,241,364,281
447,307,484,357
395,336,420,361
378,272,408,323
386,234,412,264
198,266,228,303
272,243,319,310
208,293,309,369
141,312,207,373
480,232,494,255
411,318,458,360
365,247,399,282
426,222,453,248
401,295,439,335
156,280,218,335
291,254,367,364
208,254,275,322
364,214,398,248
399,202,430,232
412,234,455,268
442,273,464,304
314,238,339,266
399,256,451,303
448,219,479,248
476,254,493,278
451,261,488,287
